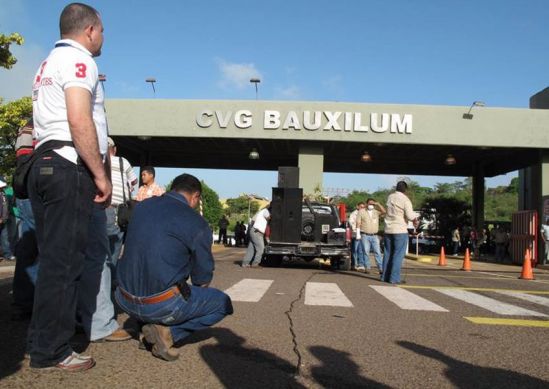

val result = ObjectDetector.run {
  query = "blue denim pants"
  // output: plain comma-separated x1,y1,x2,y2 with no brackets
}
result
27,151,95,368
105,206,124,267
77,204,120,341
12,198,38,312
351,237,365,268
361,234,383,270
382,233,409,284
115,285,233,343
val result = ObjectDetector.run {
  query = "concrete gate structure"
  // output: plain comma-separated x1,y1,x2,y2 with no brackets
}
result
107,87,549,261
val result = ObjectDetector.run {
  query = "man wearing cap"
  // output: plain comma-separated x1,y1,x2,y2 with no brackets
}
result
356,198,386,273
106,137,137,266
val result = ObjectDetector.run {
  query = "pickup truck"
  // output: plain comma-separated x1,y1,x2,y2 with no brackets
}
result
263,201,352,270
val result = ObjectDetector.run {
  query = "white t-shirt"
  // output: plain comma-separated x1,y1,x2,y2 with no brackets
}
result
32,39,107,163
252,208,270,234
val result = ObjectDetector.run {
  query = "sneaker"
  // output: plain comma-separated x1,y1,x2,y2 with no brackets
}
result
8,256,16,261
356,266,365,272
241,264,251,268
32,352,95,372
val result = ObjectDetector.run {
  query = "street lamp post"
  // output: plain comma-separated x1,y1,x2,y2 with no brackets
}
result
250,78,261,100
145,77,157,96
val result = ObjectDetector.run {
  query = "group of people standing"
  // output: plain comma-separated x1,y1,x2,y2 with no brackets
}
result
349,181,418,284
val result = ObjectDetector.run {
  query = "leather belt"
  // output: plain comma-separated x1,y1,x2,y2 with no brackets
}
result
118,285,181,305
361,233,377,236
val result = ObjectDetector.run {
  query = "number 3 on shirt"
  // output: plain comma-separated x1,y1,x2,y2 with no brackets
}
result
75,63,87,78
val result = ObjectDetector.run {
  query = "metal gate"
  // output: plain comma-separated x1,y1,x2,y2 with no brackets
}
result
510,210,538,266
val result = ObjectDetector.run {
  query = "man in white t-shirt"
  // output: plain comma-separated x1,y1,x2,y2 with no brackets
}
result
242,206,271,267
28,3,119,372
106,137,137,265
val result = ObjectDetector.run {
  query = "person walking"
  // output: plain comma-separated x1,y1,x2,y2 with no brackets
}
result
27,3,111,371
382,181,418,284
356,198,386,274
218,215,229,245
242,206,271,267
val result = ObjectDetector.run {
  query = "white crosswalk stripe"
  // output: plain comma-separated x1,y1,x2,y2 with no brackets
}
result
370,285,449,312
225,279,273,302
435,289,547,317
305,282,353,307
494,291,549,308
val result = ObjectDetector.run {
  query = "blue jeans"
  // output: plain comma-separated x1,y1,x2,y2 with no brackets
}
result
77,204,120,341
0,220,14,258
242,229,265,266
106,206,123,268
12,198,38,312
115,285,233,342
351,237,365,268
27,151,95,368
361,234,383,270
382,233,409,284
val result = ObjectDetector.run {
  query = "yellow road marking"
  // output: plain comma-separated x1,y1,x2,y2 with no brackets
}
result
465,317,549,327
404,273,522,281
399,285,549,295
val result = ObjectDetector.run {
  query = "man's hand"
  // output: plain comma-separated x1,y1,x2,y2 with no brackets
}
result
94,175,112,205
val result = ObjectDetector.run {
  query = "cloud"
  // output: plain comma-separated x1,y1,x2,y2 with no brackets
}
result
274,85,301,100
216,58,262,90
0,43,47,102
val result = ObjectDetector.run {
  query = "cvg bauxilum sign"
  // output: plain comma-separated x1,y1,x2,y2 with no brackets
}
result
196,110,413,134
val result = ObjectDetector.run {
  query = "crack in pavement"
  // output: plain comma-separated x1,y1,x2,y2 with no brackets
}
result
284,271,326,380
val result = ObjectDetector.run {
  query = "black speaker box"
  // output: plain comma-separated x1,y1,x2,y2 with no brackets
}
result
270,187,303,243
278,166,299,188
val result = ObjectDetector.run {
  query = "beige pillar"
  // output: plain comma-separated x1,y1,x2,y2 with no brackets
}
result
298,145,324,195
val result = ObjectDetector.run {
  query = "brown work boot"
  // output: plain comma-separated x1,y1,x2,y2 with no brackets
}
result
93,328,132,343
142,324,179,361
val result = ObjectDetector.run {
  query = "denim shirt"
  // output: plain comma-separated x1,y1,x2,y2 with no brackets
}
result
117,191,214,296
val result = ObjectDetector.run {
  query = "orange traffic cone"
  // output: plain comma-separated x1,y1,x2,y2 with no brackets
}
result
519,249,535,280
438,246,447,266
461,248,471,271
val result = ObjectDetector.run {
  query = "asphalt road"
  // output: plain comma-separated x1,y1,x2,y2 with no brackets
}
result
1,247,548,388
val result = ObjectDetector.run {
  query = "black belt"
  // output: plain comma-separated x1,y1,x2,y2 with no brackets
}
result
361,233,377,236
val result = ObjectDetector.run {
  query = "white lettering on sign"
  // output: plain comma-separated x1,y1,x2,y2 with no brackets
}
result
264,110,280,129
196,109,413,134
235,110,252,128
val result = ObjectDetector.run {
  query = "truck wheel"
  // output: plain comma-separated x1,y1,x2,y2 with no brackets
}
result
263,254,283,267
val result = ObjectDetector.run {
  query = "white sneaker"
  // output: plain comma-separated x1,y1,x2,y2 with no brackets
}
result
356,266,366,271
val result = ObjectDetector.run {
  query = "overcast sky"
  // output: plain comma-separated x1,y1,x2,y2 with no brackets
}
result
2,0,547,198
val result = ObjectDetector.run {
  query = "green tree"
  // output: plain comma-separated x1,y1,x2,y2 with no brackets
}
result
200,180,223,227
0,96,32,179
164,178,223,228
0,33,24,69
226,195,259,216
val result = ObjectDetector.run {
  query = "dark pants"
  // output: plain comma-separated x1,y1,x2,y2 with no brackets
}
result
27,151,95,368
219,228,227,244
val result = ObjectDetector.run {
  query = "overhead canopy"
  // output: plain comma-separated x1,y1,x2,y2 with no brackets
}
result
107,99,549,177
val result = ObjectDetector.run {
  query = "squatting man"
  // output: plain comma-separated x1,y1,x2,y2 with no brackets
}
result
116,173,233,361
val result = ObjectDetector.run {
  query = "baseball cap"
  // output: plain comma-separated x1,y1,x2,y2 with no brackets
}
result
107,137,115,147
